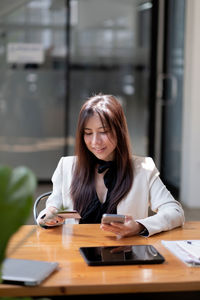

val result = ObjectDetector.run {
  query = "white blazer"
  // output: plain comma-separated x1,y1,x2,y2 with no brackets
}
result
39,155,185,236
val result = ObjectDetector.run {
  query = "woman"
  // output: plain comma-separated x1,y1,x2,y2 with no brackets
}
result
37,94,185,237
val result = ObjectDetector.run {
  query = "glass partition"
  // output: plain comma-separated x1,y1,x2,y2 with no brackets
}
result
68,0,152,157
0,0,68,179
0,0,152,180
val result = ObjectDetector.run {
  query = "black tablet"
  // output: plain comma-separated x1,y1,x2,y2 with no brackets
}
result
79,245,165,266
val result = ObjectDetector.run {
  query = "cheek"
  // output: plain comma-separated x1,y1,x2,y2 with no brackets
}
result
84,135,90,146
106,134,117,148
110,142,117,151
106,137,117,150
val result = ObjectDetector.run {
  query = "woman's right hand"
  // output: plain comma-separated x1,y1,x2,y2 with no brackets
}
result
37,206,65,227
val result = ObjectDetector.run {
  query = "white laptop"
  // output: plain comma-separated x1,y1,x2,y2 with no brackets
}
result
1,258,58,286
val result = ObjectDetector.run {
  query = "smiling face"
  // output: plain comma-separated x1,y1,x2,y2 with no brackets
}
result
83,113,117,161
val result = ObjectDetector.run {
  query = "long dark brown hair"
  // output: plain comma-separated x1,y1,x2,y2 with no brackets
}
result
70,94,134,215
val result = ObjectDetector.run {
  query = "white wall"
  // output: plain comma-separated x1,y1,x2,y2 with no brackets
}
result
180,0,200,208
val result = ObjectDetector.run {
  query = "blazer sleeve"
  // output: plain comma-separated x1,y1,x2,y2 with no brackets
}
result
45,157,64,209
136,176,185,236
36,157,64,224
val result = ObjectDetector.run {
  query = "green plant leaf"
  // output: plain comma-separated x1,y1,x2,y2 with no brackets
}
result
0,165,37,266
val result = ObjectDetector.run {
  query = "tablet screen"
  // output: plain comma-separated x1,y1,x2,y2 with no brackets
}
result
79,245,165,266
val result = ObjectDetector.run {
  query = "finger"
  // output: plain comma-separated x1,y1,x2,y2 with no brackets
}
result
100,224,120,234
56,216,64,222
100,224,112,231
45,219,64,226
44,214,64,224
110,222,126,229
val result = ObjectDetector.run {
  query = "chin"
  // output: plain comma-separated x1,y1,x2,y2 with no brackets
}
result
91,149,113,161
96,154,105,160
98,154,112,161
93,153,106,160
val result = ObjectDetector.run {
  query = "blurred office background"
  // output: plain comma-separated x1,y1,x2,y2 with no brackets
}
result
0,0,199,217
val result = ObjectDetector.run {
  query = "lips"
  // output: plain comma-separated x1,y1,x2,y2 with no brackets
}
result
93,147,105,152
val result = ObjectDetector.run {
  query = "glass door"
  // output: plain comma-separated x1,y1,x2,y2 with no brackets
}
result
155,0,185,197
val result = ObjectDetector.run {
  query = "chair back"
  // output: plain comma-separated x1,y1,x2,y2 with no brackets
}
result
33,191,52,224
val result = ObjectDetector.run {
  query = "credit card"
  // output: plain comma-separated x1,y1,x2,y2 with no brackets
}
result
57,210,81,219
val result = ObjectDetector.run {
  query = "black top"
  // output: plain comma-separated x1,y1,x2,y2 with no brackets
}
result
79,159,117,224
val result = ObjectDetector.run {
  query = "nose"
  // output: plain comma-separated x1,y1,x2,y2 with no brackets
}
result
91,133,101,145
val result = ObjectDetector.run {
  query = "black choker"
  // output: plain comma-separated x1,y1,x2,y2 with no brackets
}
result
96,159,115,174
96,158,117,190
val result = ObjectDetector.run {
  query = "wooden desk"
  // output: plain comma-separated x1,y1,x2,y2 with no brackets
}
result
1,221,200,297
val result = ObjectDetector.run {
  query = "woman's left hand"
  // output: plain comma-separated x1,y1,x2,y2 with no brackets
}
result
100,215,144,237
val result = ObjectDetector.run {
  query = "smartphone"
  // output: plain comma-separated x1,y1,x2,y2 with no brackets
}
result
56,210,81,220
101,213,125,224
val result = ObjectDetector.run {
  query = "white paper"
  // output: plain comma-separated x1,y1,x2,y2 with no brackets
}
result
176,241,200,260
162,240,200,266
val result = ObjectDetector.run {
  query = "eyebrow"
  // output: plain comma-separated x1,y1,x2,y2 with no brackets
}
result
84,126,107,130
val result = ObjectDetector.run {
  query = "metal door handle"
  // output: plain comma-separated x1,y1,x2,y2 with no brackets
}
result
157,73,178,105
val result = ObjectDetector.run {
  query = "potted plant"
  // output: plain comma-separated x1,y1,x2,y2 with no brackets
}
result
0,164,37,280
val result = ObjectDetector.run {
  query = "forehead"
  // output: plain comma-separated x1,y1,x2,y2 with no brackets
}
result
84,113,106,129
